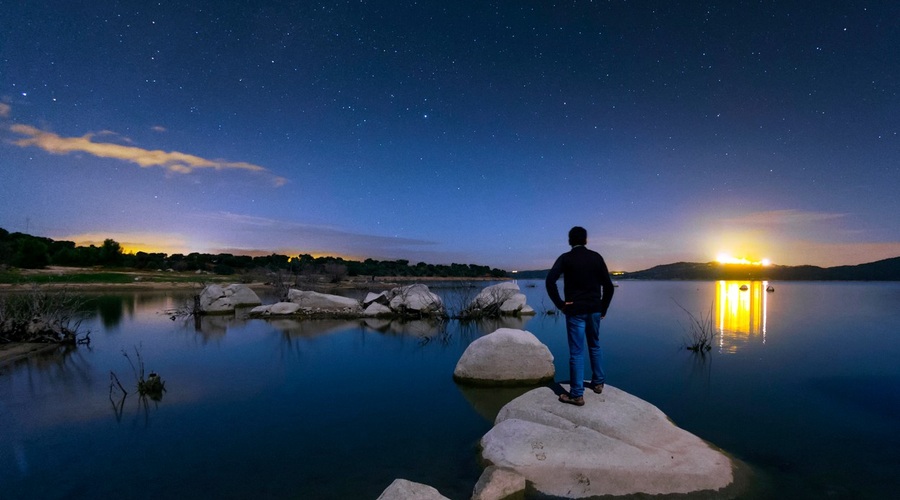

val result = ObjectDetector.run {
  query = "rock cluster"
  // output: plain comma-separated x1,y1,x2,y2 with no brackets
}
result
463,282,535,317
363,284,445,317
250,284,446,318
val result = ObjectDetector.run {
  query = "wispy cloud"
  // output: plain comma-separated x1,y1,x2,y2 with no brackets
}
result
723,209,846,226
195,211,435,250
8,123,287,187
0,103,10,118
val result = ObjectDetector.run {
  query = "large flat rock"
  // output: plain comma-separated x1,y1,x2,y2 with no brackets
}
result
480,385,735,498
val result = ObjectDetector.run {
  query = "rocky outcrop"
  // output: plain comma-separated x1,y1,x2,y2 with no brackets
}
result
197,284,262,314
248,284,446,319
376,479,449,500
480,385,735,498
453,328,554,386
464,283,535,317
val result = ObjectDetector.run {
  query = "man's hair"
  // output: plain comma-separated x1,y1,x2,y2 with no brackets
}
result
568,226,587,246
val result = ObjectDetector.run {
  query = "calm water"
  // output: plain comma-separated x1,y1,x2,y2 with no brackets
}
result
2,280,899,499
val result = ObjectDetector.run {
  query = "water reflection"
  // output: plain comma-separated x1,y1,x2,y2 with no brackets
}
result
715,280,770,353
80,292,195,330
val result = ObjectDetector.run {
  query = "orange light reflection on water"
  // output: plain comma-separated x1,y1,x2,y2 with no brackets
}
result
715,280,769,353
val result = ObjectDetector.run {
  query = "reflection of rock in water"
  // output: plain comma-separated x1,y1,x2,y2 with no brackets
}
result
269,319,360,337
361,318,445,337
194,312,253,338
457,384,542,423
196,315,230,338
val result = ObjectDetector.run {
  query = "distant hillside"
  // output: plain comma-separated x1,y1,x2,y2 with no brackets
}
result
511,257,900,281
622,257,900,281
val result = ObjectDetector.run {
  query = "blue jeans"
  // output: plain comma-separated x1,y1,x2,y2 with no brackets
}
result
565,312,605,398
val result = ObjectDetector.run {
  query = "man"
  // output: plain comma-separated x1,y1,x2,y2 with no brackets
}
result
545,226,615,406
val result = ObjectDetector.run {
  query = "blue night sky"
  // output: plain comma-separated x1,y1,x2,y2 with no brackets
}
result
2,1,899,271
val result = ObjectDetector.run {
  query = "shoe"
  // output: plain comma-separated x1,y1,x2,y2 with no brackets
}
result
592,383,604,394
559,393,585,406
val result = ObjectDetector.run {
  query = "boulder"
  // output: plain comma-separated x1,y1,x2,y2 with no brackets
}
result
480,385,735,498
287,289,362,313
363,291,390,307
453,328,554,386
364,302,393,317
388,284,444,315
376,479,449,500
472,466,526,500
471,282,520,308
467,283,533,316
250,302,301,316
223,284,261,306
197,284,262,314
197,284,235,314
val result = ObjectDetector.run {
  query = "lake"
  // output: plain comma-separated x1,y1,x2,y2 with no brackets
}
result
2,280,899,499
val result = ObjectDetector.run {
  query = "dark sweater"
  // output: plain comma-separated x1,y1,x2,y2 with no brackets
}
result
545,245,615,315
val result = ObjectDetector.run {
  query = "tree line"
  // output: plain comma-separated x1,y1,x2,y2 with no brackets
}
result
0,228,508,279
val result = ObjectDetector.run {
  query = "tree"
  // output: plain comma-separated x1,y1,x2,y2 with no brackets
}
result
99,239,124,266
12,237,50,268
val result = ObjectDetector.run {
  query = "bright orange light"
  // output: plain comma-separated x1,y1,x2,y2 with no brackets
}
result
716,253,771,266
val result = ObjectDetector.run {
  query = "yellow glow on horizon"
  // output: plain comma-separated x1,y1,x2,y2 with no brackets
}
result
716,253,772,266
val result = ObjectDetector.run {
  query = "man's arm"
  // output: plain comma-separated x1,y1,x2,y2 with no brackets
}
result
545,255,566,311
598,257,615,316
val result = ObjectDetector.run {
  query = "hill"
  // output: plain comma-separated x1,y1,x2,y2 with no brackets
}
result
622,257,900,281
512,257,900,281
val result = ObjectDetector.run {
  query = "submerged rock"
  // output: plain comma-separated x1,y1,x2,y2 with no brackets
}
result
454,328,554,386
480,385,735,498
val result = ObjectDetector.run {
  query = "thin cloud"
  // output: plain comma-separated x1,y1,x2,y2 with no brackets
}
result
195,211,435,248
0,103,10,118
151,125,167,132
8,123,287,186
724,209,846,226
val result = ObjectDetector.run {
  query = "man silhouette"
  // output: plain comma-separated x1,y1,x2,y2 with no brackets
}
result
545,226,615,406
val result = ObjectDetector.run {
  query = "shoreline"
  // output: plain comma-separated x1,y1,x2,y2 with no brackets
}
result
0,274,510,366
0,270,508,292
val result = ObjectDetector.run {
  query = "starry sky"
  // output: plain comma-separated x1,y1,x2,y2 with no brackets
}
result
2,1,899,272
